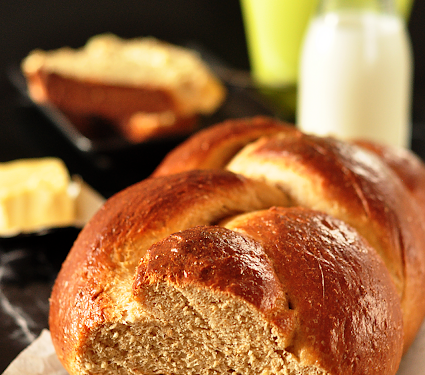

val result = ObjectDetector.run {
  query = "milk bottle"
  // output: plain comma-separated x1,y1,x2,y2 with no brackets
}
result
297,0,413,148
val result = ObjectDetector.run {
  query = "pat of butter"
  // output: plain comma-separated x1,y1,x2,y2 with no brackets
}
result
0,158,76,235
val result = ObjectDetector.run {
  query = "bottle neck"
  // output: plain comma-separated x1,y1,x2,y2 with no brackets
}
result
317,0,396,14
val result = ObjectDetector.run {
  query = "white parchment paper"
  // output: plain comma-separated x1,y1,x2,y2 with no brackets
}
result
3,322,425,375
397,319,425,374
3,330,68,375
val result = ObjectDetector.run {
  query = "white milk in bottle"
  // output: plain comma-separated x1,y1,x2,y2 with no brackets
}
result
297,5,413,148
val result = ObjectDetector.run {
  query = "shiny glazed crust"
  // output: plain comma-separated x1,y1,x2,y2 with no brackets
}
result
155,116,425,351
135,208,403,374
50,170,290,374
353,139,425,217
49,117,425,374
151,116,297,175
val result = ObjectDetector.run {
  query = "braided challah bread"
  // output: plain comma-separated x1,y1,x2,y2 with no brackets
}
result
153,116,425,352
50,117,425,375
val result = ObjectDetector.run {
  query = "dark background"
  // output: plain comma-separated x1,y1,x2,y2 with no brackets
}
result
0,1,424,372
0,1,250,96
0,0,424,191
1,1,424,110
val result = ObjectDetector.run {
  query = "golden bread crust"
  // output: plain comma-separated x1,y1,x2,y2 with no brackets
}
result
354,140,425,216
155,117,425,351
135,208,403,374
49,116,425,374
152,116,298,176
49,170,289,373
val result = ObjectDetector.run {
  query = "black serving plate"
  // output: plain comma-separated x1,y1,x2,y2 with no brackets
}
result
8,42,278,156
7,59,278,191
7,66,196,154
